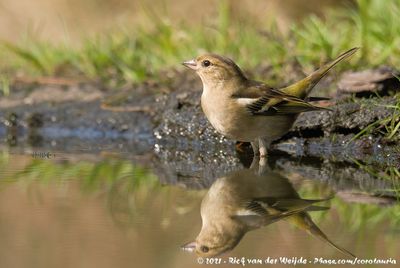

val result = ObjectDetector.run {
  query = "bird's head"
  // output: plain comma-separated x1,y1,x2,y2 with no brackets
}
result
181,238,240,258
181,226,244,257
182,54,247,89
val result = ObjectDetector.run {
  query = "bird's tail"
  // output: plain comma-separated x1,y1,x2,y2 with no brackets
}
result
299,212,356,258
281,47,359,99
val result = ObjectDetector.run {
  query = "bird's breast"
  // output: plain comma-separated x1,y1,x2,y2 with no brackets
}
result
201,95,296,142
200,93,243,139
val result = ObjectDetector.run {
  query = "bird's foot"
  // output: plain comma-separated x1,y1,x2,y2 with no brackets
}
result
235,141,246,152
259,148,268,158
259,157,267,167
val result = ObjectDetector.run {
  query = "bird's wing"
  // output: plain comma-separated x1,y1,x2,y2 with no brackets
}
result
250,196,332,212
232,196,332,226
234,83,330,116
305,96,331,102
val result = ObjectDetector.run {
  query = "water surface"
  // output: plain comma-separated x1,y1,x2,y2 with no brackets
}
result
0,151,399,268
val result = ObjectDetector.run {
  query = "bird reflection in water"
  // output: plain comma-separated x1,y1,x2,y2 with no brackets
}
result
182,158,355,258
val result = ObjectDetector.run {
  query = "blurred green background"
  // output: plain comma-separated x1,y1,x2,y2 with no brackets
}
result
0,0,350,43
1,0,399,87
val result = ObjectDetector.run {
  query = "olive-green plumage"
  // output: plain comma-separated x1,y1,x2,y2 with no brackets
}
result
281,47,359,99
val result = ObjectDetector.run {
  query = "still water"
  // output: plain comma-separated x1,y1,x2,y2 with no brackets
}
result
0,151,399,268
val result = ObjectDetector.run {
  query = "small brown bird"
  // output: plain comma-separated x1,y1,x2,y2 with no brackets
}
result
183,48,358,156
181,163,355,258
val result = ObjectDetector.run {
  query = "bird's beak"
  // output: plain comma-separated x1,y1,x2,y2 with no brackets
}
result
182,59,197,70
181,241,196,252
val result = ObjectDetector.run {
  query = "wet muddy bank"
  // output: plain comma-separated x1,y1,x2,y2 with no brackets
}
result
0,67,399,194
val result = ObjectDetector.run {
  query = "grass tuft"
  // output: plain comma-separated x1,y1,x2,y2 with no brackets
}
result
351,95,400,141
4,0,400,86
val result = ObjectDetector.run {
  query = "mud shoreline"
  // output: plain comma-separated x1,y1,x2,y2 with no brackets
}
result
0,68,399,196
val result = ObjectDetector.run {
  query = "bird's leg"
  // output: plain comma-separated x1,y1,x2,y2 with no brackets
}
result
257,159,269,175
250,155,260,170
259,156,267,167
250,155,267,175
258,137,271,158
251,141,260,156
251,140,268,168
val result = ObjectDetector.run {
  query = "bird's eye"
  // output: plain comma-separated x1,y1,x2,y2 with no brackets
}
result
200,246,209,253
202,60,211,67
